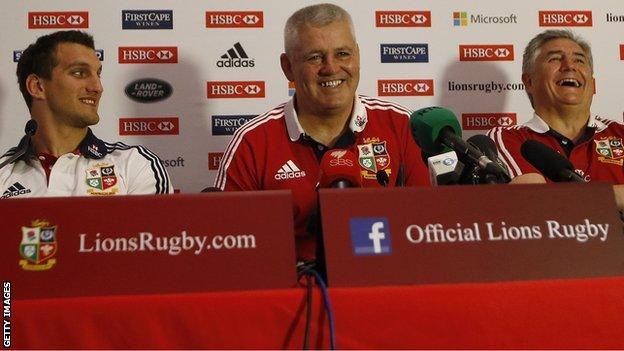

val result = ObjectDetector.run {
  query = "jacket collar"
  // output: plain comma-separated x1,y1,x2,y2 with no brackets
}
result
284,94,368,141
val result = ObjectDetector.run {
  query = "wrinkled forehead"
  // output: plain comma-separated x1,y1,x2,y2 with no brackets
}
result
538,38,587,58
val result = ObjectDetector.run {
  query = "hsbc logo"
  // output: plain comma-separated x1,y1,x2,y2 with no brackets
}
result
208,152,224,170
119,117,179,135
28,11,89,29
118,47,178,63
459,45,514,61
207,81,265,98
378,79,434,96
206,11,264,28
462,113,517,130
376,11,431,27
539,11,593,27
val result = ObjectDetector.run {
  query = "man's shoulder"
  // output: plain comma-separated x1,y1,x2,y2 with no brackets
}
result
232,102,288,138
98,140,165,166
596,116,624,133
359,95,411,118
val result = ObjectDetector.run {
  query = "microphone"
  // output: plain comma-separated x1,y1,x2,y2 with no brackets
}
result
376,170,389,187
0,119,38,170
427,150,464,185
520,140,585,182
410,107,508,178
201,186,222,192
466,134,511,183
319,149,362,188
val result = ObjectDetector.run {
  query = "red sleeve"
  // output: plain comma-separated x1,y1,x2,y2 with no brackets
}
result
215,137,260,191
487,127,539,178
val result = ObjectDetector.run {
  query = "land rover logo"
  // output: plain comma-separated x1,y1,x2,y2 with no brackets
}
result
124,78,173,103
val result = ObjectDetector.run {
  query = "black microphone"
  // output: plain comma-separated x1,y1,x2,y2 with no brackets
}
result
466,134,511,183
0,119,38,170
410,107,508,178
520,140,585,182
201,186,222,192
376,170,389,187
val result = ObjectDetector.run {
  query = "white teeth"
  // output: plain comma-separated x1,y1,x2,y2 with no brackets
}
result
320,80,342,88
81,98,95,105
558,78,581,87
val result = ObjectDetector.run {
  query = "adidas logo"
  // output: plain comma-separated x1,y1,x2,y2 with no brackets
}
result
216,42,255,68
274,160,306,180
2,182,31,198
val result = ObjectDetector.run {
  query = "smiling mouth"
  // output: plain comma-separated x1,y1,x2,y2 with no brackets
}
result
320,79,344,88
556,78,582,87
80,98,97,106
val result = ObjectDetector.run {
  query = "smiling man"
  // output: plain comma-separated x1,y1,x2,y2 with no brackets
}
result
488,30,624,208
0,31,172,197
215,3,429,262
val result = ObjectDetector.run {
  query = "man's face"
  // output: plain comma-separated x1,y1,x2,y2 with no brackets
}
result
523,38,593,113
41,42,103,128
282,20,360,117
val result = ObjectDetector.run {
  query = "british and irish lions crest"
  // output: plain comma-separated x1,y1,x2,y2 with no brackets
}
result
19,219,57,271
86,163,119,195
357,139,391,179
595,137,624,166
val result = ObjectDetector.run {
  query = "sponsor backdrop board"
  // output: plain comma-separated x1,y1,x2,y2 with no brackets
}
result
320,183,624,287
0,1,623,192
0,191,297,298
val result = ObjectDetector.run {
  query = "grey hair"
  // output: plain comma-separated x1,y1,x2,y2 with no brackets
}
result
283,3,355,56
522,29,593,107
522,29,593,75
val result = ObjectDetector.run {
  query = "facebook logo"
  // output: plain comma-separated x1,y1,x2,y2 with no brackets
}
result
350,217,392,256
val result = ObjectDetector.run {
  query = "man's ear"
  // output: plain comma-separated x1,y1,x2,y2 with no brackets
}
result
26,74,46,101
280,53,294,82
521,73,532,93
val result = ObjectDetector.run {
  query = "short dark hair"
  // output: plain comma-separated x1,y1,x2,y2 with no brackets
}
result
16,30,95,110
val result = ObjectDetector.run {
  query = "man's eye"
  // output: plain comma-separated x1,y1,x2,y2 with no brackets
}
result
72,71,85,77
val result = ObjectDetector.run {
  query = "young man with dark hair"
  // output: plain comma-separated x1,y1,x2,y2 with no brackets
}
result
0,30,172,197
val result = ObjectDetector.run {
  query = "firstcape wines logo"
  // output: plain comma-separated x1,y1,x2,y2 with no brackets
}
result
122,10,173,29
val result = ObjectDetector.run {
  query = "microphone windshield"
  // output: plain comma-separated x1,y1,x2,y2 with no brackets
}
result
319,149,362,188
467,134,497,158
25,119,38,135
520,140,579,182
410,107,462,155
376,169,389,186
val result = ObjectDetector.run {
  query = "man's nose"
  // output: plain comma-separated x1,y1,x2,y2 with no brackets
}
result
87,75,103,94
320,56,339,75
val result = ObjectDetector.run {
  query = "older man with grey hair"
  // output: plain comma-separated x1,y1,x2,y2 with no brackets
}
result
488,29,624,210
215,3,429,262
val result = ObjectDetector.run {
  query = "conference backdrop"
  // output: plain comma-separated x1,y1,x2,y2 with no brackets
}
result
1,0,622,192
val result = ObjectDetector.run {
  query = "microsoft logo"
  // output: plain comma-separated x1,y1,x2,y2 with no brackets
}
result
454,11,468,26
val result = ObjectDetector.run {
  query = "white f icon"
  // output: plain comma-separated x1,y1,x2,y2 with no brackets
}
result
368,222,386,254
